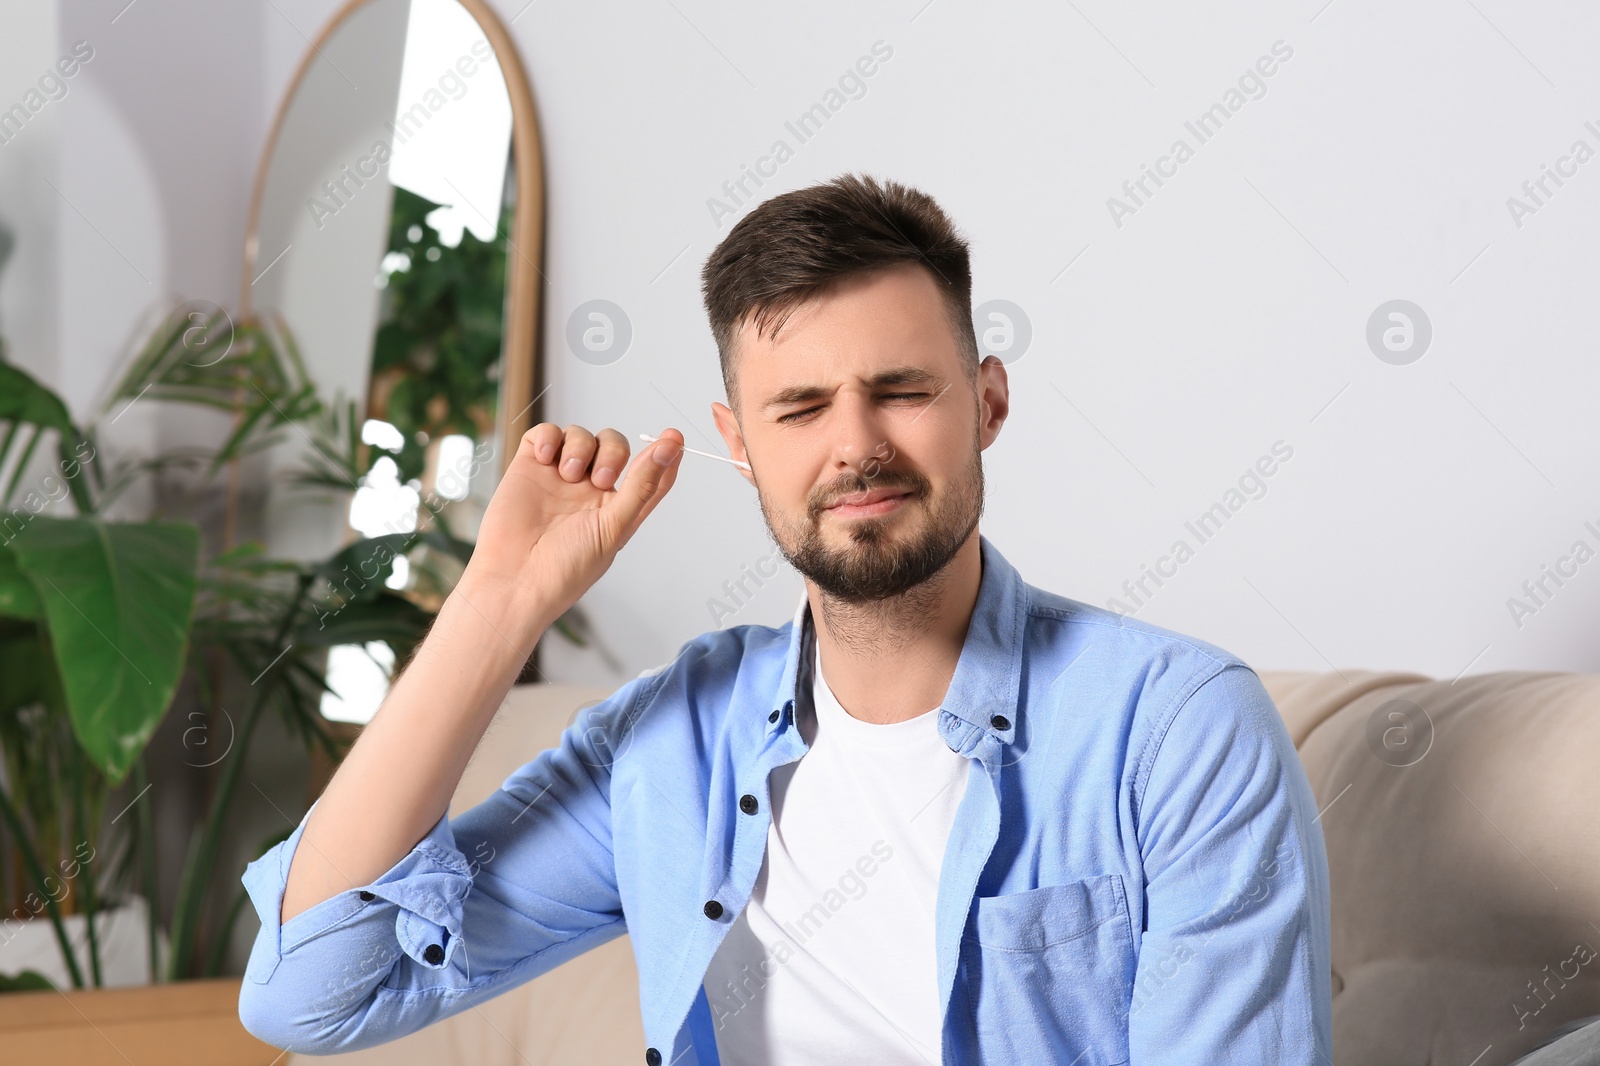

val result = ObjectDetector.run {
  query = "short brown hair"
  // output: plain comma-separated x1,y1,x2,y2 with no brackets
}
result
701,173,979,411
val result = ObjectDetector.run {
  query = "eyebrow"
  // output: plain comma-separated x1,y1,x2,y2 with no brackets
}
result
761,365,942,412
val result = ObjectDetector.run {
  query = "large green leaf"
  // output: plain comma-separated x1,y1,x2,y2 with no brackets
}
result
10,518,200,783
0,545,42,619
0,363,74,435
311,533,414,602
294,591,432,652
0,620,61,717
0,362,90,511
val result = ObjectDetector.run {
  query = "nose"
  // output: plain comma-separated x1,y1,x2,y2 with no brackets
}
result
827,389,890,479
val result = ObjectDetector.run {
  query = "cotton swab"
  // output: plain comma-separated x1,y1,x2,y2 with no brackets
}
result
639,433,751,471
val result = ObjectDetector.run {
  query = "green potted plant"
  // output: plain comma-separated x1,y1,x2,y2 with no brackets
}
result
0,307,477,994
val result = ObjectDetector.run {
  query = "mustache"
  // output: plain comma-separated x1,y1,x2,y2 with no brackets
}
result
810,468,929,513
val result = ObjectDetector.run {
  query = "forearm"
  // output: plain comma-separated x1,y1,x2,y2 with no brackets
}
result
280,573,555,924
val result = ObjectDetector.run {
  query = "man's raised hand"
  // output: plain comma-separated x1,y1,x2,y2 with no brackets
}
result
458,423,684,646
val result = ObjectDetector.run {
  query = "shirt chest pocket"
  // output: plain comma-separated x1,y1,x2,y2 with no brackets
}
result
954,873,1136,1066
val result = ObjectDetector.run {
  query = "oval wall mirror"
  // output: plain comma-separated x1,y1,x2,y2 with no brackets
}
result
240,0,543,721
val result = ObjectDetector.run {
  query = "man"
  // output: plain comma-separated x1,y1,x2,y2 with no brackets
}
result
239,174,1333,1064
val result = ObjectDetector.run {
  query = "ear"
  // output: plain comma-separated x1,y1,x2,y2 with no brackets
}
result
711,401,757,486
977,355,1010,451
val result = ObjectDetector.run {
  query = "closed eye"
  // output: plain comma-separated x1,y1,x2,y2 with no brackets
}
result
775,393,931,424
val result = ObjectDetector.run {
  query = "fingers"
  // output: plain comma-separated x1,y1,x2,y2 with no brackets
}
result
590,428,630,490
602,428,682,544
511,422,681,554
522,423,565,466
520,423,634,489
557,424,597,482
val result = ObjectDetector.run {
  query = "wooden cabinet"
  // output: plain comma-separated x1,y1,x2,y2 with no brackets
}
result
0,977,278,1065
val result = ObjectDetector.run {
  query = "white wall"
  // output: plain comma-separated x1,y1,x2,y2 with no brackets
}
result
508,0,1600,684
45,0,269,522
0,1,62,390
28,0,1600,690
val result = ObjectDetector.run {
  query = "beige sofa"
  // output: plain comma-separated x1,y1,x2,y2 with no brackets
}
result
289,670,1600,1066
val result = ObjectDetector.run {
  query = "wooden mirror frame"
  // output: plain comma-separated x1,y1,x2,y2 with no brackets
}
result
237,0,544,487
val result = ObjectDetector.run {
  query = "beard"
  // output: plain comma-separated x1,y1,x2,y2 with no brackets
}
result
758,440,985,603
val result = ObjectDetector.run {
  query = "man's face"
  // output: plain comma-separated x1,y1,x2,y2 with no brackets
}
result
711,262,1009,603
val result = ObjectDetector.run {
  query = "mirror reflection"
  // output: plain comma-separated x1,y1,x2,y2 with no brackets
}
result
245,0,517,722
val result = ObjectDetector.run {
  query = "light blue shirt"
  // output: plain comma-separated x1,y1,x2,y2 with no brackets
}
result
239,533,1332,1064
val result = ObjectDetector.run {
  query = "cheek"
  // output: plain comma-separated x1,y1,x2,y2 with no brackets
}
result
758,436,827,498
906,421,973,485
759,462,820,517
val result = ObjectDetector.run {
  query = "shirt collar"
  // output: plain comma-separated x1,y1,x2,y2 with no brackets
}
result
769,533,1029,750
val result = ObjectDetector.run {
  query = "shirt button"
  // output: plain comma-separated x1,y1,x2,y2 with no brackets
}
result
703,900,724,920
645,1050,662,1066
991,714,1011,731
768,709,780,723
423,943,444,965
359,890,375,902
739,794,759,815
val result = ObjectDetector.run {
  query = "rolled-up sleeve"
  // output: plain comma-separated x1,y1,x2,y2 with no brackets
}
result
237,670,658,1054
1127,663,1334,1065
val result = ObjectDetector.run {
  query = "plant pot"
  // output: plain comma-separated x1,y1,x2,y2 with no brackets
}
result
0,894,155,988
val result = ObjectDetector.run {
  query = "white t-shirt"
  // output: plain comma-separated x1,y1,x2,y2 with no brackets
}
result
702,627,971,1065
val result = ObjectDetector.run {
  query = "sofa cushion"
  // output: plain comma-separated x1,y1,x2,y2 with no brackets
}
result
1261,670,1600,1065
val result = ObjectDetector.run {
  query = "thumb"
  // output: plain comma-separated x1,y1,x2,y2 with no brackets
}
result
601,431,683,546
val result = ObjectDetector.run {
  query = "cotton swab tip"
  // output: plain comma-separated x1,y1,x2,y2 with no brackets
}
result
639,434,751,471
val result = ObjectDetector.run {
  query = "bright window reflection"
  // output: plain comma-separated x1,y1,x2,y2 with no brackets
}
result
320,641,396,724
348,455,420,537
388,0,512,247
361,417,405,453
435,433,473,500
387,554,410,590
